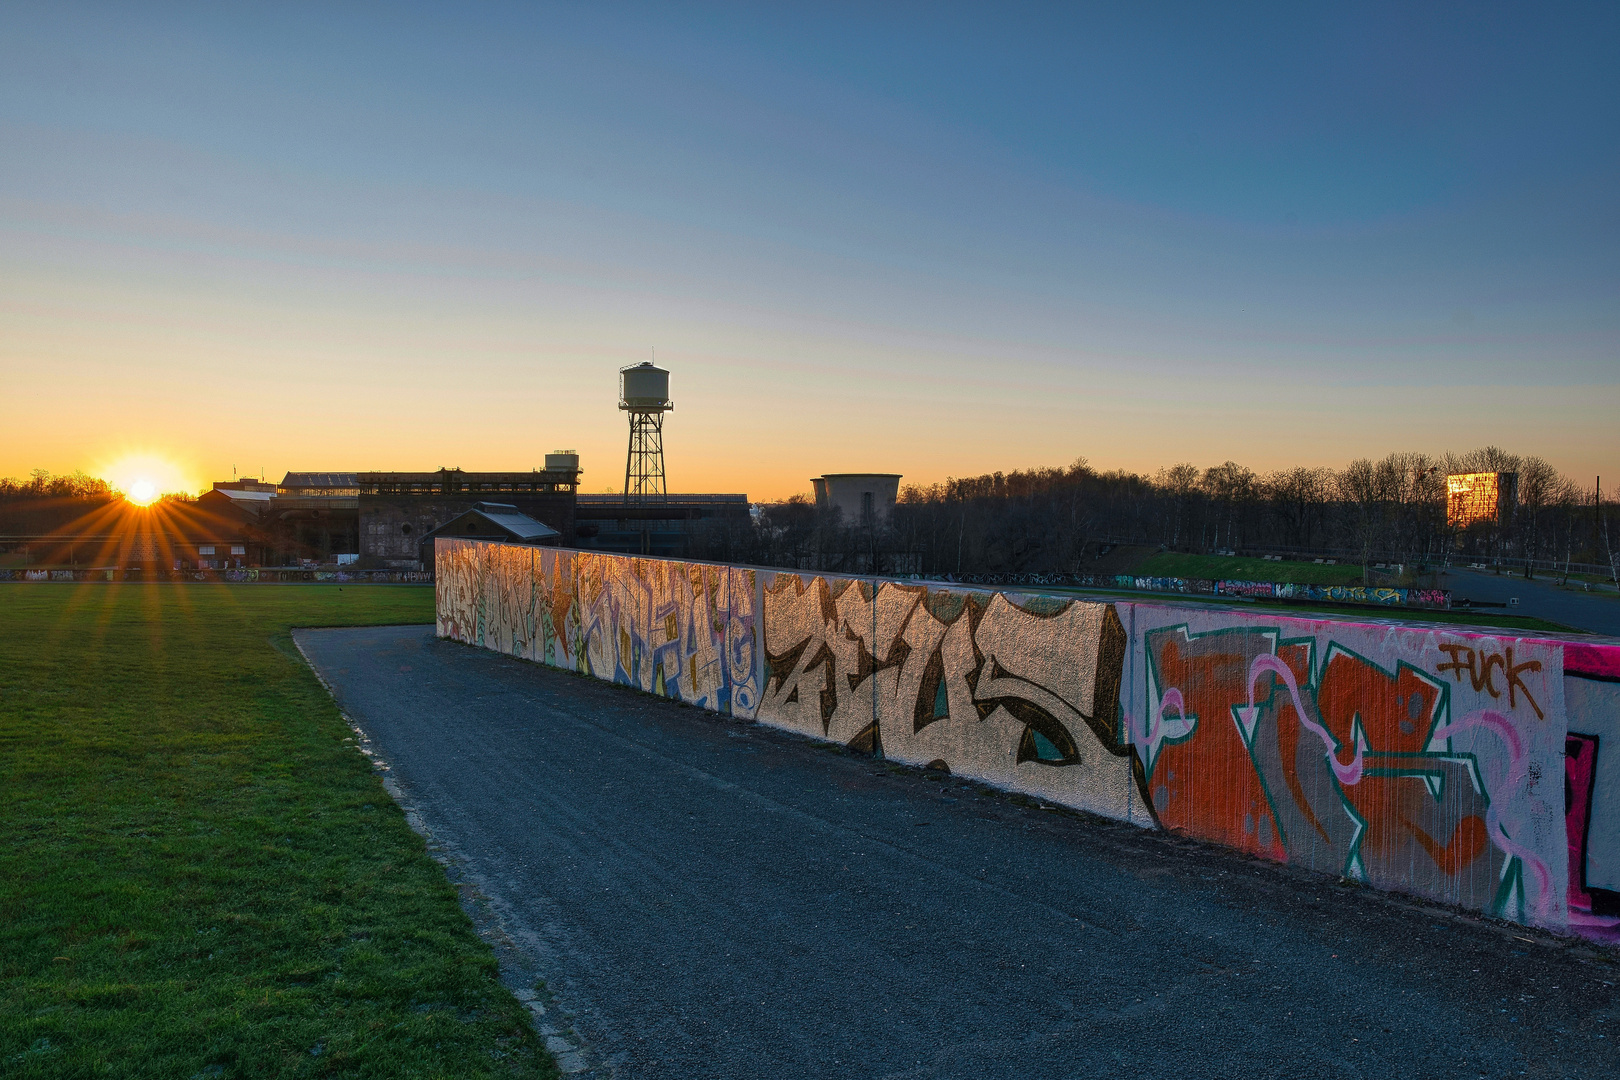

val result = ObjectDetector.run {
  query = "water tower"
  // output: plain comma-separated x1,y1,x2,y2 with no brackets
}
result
619,361,672,504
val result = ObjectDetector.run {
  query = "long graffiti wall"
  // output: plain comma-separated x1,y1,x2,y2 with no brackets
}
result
436,539,757,717
437,539,1620,945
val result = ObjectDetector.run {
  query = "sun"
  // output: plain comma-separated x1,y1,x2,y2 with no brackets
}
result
98,452,195,506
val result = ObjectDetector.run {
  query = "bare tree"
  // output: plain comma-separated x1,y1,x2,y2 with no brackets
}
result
1337,458,1385,577
1156,463,1201,548
1515,456,1559,577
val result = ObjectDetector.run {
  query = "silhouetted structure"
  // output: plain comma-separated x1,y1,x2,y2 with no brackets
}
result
358,465,580,568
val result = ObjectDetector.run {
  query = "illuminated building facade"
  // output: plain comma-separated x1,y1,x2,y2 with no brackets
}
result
1446,471,1517,529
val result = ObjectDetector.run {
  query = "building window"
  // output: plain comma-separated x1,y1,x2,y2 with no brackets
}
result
199,545,216,555
231,545,245,556
861,492,874,525
401,524,413,536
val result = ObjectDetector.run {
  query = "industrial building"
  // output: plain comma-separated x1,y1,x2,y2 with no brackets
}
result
811,473,903,527
1446,471,1517,529
573,493,752,557
149,462,584,569
357,456,582,567
275,472,360,562
30,359,750,569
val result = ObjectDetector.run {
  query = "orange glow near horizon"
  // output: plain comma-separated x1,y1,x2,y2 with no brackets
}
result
97,452,198,504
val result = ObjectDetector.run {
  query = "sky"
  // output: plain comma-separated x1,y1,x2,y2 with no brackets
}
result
1,2,1615,501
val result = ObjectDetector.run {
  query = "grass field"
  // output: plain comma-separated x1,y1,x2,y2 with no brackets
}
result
1035,583,1578,634
1231,600,1580,634
1131,551,1375,585
0,584,555,1079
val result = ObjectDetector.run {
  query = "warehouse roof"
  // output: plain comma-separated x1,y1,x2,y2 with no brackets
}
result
280,472,359,490
425,503,561,545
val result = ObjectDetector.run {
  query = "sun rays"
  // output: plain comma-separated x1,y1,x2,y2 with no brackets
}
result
96,452,196,506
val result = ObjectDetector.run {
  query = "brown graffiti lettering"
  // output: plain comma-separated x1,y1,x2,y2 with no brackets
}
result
1435,643,1543,719
1436,643,1502,696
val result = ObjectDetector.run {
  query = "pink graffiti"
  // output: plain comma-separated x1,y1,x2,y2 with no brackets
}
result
1431,709,1554,922
1140,686,1187,749
1247,654,1363,785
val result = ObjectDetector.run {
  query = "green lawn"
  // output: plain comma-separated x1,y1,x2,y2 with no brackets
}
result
1131,551,1370,586
1033,583,1578,634
0,585,555,1079
1232,600,1581,634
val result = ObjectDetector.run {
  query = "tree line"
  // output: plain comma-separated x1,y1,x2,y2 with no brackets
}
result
0,471,120,536
8,449,1616,580
747,447,1617,579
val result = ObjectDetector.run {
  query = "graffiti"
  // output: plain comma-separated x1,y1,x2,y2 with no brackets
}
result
1136,614,1563,923
482,544,537,660
1436,643,1545,719
931,572,1450,609
443,539,1620,943
435,537,485,644
1265,583,1447,608
758,574,1136,819
536,548,578,669
436,539,757,718
1564,657,1620,943
1216,579,1277,599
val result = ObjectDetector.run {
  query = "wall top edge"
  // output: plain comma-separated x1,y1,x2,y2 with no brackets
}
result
435,538,1620,649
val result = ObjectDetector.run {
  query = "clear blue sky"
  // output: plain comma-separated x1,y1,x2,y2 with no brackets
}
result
2,2,1615,497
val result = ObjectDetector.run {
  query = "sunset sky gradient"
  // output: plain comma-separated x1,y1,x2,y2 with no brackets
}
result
2,3,1616,500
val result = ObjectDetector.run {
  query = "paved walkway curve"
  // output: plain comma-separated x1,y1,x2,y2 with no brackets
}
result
295,625,1618,1080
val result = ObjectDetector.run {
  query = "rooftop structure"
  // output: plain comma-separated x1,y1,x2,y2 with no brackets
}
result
279,472,360,496
358,466,579,496
619,361,672,505
425,503,561,547
811,473,903,527
203,487,276,515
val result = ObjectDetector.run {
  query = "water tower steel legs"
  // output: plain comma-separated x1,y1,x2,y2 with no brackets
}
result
623,410,667,505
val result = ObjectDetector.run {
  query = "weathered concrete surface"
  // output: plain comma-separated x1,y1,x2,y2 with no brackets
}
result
296,625,1619,1080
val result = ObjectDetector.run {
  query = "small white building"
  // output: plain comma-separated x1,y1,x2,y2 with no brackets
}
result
810,473,902,527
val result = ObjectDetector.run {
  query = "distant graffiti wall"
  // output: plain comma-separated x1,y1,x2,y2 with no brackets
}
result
439,538,1620,945
931,571,1450,609
436,539,757,717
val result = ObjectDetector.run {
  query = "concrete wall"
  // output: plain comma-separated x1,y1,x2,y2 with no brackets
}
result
1127,603,1566,926
437,540,758,717
437,538,1620,945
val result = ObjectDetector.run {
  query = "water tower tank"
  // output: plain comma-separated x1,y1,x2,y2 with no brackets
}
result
545,451,579,473
619,362,672,411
